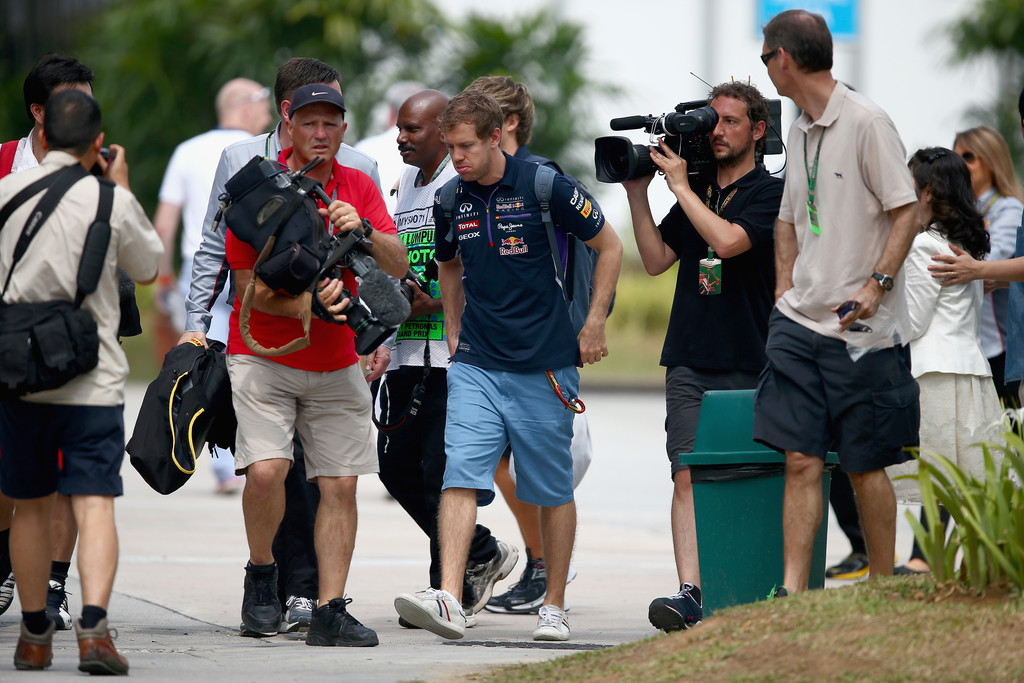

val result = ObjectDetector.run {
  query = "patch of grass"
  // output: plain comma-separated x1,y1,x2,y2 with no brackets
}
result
456,577,1024,682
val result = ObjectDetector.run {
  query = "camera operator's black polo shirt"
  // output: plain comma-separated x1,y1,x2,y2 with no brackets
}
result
658,166,783,372
434,153,604,372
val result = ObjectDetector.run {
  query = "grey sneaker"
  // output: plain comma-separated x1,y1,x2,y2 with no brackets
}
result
45,580,72,631
0,571,15,616
394,588,466,639
280,595,315,633
464,540,519,614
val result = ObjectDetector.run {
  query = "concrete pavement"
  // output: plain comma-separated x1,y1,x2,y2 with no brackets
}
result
0,386,918,681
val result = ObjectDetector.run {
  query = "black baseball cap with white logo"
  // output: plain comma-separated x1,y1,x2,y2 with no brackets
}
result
289,83,346,115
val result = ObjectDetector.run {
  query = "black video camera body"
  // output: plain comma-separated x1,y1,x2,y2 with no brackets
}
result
595,101,719,183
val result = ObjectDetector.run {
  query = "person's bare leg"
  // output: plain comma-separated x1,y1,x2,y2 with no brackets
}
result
848,469,897,579
438,488,478,602
782,451,824,592
539,500,576,609
494,456,543,557
671,468,700,587
51,494,78,565
241,459,290,564
9,495,55,612
313,476,357,603
71,495,117,609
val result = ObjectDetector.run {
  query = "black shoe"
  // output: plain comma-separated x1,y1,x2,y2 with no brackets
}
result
825,552,869,580
45,580,72,630
306,597,378,647
648,583,703,631
485,555,546,614
894,564,929,576
240,563,281,637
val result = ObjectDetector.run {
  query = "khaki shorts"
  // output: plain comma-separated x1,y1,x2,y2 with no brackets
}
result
227,355,378,479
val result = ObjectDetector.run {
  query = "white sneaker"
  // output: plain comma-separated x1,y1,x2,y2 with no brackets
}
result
464,540,519,614
532,604,570,641
394,588,466,639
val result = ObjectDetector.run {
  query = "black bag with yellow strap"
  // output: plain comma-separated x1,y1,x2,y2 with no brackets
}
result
127,339,236,495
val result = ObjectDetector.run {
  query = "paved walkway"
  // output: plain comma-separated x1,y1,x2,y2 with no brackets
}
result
0,387,918,680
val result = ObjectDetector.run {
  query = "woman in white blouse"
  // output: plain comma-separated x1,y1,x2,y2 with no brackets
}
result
888,147,1003,574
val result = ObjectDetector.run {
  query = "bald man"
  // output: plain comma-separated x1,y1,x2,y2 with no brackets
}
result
152,77,271,493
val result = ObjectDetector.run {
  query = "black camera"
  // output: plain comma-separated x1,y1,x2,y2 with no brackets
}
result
595,101,719,183
89,147,116,176
314,217,411,356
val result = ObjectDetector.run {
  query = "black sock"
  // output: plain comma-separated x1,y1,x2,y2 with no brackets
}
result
688,584,702,605
50,561,71,586
22,610,50,635
80,605,107,630
246,561,276,575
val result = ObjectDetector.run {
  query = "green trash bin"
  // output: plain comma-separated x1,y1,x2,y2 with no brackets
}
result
679,389,838,616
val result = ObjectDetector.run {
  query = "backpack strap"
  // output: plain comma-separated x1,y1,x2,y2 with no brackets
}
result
0,140,19,180
436,176,459,244
1,164,89,300
533,164,569,303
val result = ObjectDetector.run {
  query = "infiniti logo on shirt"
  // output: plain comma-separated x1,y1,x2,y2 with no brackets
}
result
459,202,473,213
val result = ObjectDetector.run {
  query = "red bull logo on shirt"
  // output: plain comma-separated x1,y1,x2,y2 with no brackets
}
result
499,236,528,255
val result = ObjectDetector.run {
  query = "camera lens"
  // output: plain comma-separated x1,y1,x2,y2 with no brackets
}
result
595,137,657,183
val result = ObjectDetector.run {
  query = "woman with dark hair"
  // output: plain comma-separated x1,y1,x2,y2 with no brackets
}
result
953,126,1024,403
888,147,1004,574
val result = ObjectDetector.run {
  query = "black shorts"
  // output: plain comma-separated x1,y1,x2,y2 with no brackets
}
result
752,310,918,473
0,401,125,499
665,365,761,475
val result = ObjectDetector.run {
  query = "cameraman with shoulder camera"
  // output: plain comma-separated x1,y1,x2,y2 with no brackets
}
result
0,89,162,673
224,84,404,648
620,81,782,631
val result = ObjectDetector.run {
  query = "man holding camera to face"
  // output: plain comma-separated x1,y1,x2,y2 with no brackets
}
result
223,83,405,647
0,89,162,673
620,81,783,631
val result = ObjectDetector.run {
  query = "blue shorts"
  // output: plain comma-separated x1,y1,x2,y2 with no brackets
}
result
0,401,125,499
444,363,577,507
753,310,918,473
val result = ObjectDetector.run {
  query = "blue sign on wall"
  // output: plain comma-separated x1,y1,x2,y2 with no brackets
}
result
757,0,859,41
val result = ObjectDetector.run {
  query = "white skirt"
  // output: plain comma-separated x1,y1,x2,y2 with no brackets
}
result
886,372,1005,504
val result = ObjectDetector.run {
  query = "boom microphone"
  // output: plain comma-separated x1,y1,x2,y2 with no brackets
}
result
357,269,411,328
609,115,649,131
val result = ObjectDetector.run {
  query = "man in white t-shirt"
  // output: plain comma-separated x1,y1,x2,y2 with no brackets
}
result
153,78,271,338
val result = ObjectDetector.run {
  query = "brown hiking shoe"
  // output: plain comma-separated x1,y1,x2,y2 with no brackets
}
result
14,620,55,670
75,617,129,675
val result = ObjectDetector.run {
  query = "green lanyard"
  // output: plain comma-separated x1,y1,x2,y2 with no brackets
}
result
803,129,825,235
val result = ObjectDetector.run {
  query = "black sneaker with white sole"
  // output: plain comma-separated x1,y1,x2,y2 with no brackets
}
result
648,583,703,631
240,563,281,637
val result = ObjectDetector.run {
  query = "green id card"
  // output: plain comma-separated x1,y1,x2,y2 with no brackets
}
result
807,201,822,235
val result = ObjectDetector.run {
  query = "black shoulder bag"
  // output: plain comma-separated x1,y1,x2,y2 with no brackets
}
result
0,164,113,399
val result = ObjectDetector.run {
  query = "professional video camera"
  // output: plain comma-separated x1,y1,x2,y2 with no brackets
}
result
220,155,410,356
595,101,719,183
594,98,784,183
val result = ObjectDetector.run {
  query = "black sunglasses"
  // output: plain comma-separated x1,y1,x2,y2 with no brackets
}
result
960,151,977,162
760,48,778,66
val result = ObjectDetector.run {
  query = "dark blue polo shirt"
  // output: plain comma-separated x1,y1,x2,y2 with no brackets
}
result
434,152,605,372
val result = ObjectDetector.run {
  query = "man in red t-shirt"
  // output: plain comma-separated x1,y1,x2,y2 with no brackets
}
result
224,84,406,647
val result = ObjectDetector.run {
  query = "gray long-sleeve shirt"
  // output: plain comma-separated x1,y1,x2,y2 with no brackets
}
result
183,125,382,333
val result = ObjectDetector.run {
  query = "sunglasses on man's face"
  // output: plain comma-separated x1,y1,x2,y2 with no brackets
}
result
760,48,778,66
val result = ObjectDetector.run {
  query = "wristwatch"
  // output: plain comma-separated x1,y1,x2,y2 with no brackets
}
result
870,272,894,292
